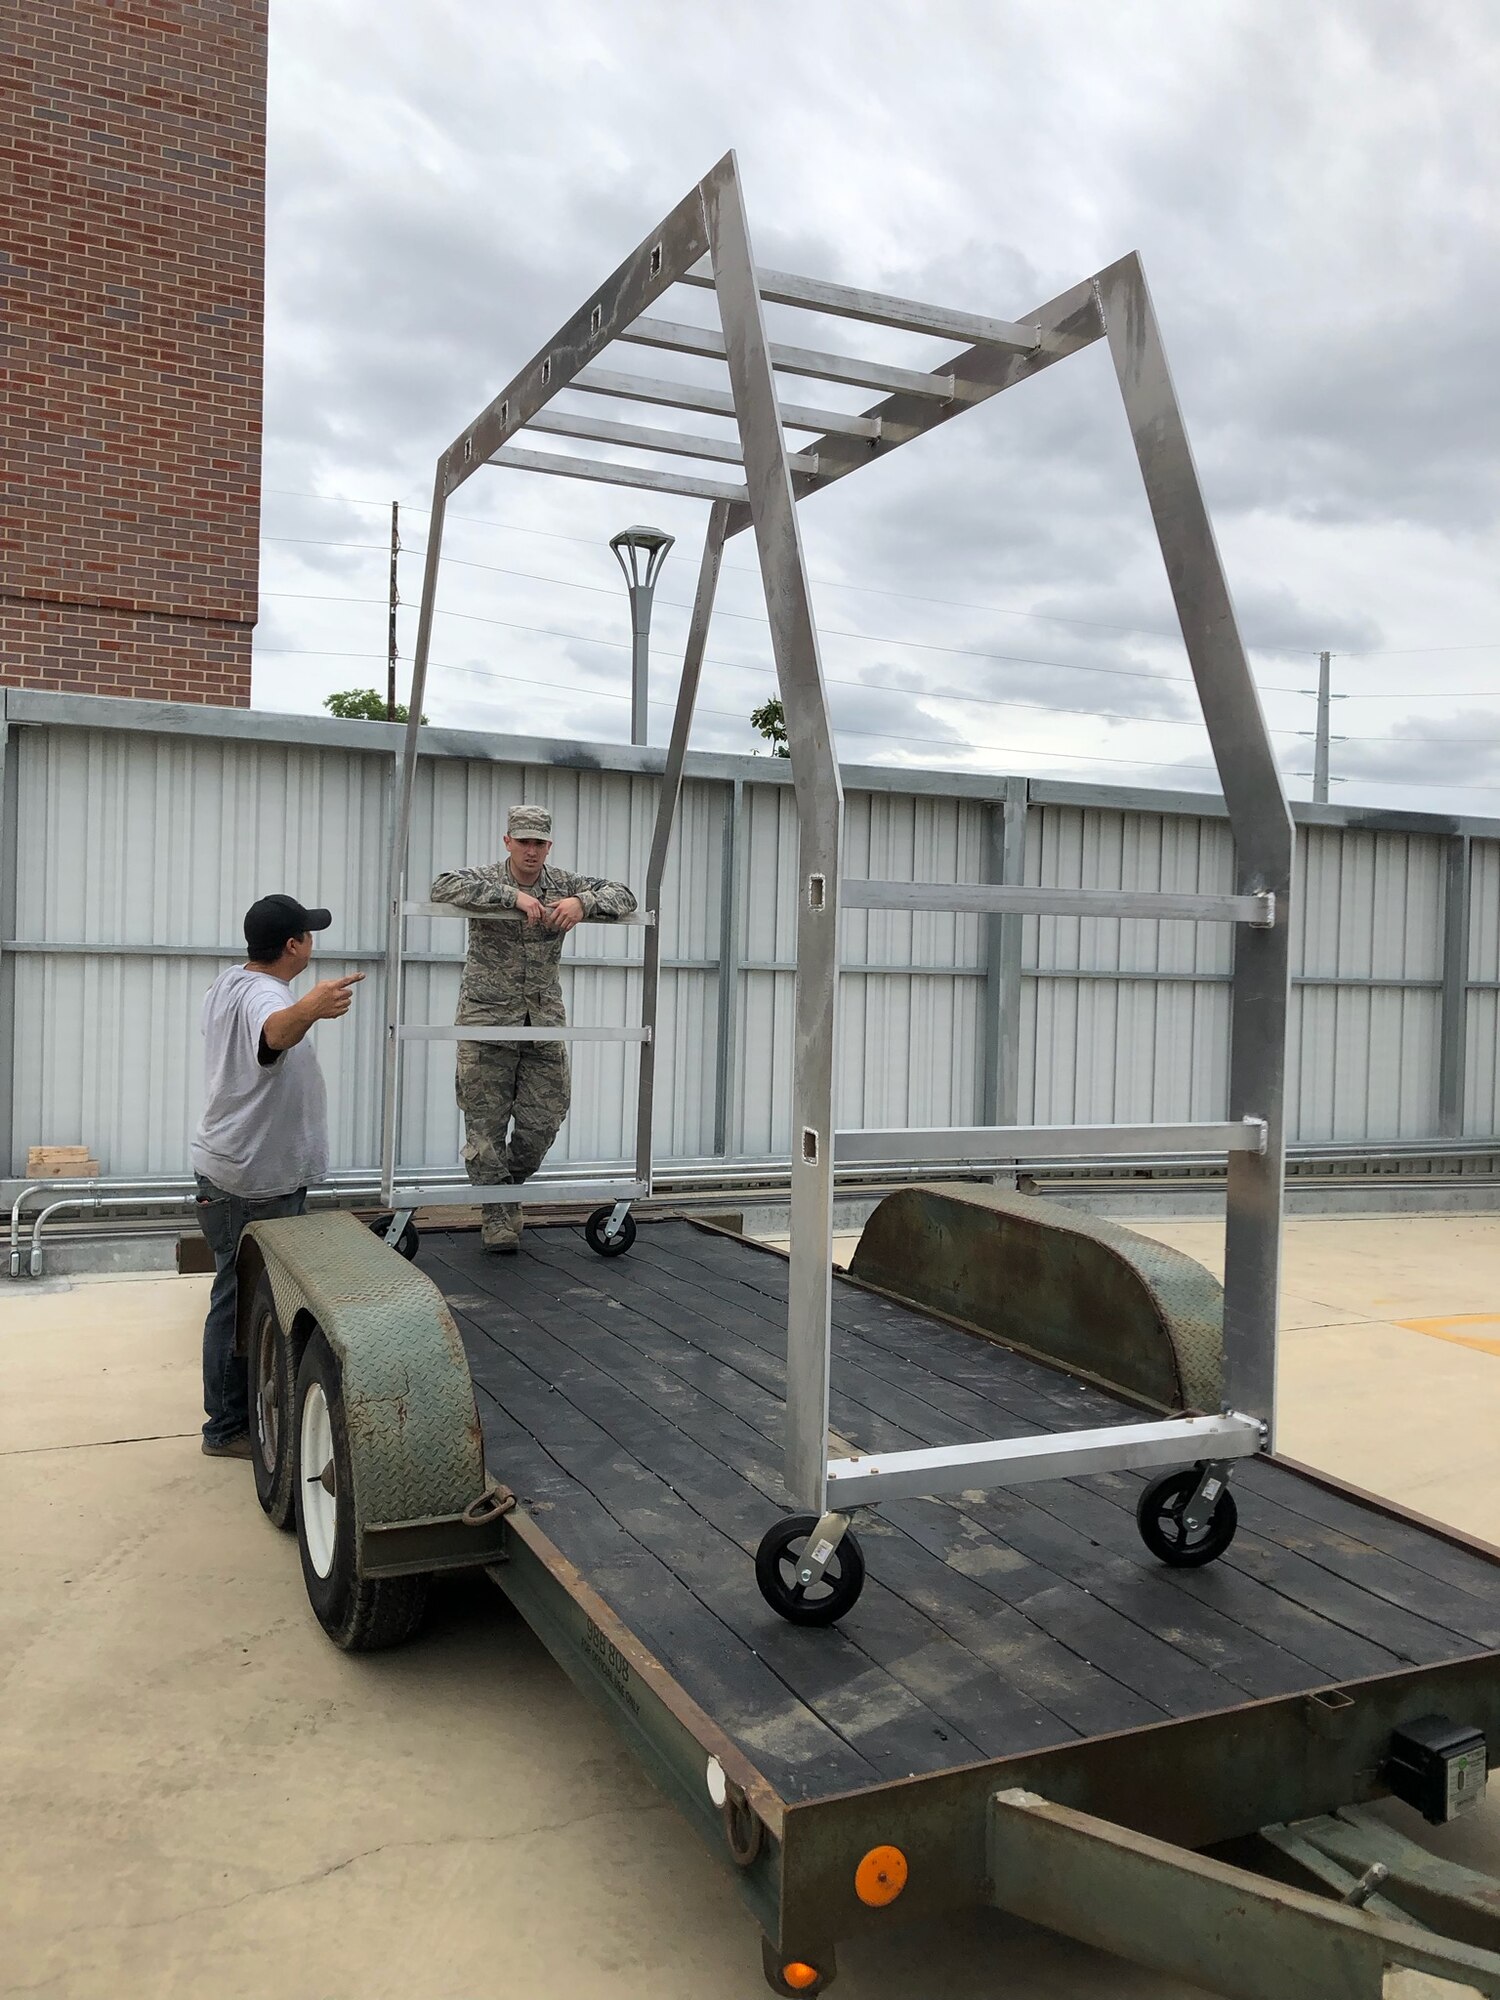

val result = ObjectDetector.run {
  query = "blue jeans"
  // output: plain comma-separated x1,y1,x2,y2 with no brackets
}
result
195,1174,307,1444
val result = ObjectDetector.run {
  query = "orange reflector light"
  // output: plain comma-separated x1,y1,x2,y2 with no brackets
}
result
855,1842,909,1907
781,1964,820,1992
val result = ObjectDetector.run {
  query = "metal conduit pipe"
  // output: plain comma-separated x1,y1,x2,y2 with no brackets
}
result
9,1178,199,1278
7,1170,404,1278
21,1177,400,1278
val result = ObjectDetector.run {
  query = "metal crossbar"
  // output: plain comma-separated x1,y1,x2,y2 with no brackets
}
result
834,1119,1267,1166
398,1025,651,1044
386,150,1293,1526
572,364,883,438
827,1414,1264,1505
617,315,957,400
679,254,1042,350
489,445,748,504
526,407,820,473
841,880,1275,924
402,900,653,925
391,1178,648,1209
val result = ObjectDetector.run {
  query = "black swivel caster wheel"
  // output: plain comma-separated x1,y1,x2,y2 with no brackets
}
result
755,1514,866,1626
368,1213,420,1261
1136,1465,1238,1568
585,1206,636,1257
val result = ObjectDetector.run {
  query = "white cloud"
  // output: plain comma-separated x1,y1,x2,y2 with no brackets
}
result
254,0,1500,812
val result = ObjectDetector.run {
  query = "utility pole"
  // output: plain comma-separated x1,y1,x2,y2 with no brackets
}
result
609,525,674,745
1312,649,1331,804
386,501,400,721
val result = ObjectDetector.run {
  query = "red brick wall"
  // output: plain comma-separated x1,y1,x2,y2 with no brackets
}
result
0,0,267,706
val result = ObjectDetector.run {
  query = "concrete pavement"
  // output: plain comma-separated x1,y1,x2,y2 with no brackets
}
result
5,1214,1500,1998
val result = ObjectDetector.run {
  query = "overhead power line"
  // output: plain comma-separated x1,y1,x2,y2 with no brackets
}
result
259,489,1500,785
262,490,1372,657
263,520,1500,675
254,602,1500,744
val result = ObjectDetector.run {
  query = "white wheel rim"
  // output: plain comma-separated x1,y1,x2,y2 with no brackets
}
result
300,1381,337,1579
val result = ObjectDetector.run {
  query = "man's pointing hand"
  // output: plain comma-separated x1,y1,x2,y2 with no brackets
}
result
305,972,364,1020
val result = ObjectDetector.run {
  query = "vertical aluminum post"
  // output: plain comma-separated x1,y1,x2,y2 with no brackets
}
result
1097,255,1294,1440
1439,834,1472,1139
381,467,448,1204
981,775,1028,1126
611,528,675,748
713,777,743,1156
633,504,729,1186
707,156,844,1511
629,594,651,746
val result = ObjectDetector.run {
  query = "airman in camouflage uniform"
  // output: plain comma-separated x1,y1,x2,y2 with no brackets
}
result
431,803,636,1252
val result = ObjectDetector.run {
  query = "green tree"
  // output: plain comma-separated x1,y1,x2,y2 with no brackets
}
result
750,695,790,757
323,689,426,723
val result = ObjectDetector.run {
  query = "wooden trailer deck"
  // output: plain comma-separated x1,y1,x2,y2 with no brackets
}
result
418,1219,1500,1807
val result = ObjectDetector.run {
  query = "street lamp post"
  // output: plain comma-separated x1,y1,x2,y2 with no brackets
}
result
610,525,674,746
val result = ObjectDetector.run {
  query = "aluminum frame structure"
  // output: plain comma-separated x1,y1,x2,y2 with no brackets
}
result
383,150,1293,1517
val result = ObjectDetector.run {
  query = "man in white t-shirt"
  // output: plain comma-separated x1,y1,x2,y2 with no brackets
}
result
191,894,362,1457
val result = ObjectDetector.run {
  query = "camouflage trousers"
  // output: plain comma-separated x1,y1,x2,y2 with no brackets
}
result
455,1038,570,1246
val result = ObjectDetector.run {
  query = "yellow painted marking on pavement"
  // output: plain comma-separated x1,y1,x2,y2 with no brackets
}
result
1397,1313,1500,1357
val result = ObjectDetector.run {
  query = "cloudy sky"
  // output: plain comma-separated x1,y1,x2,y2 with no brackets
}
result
255,0,1500,812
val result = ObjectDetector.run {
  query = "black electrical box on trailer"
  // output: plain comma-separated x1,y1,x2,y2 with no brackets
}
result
1387,1715,1489,1825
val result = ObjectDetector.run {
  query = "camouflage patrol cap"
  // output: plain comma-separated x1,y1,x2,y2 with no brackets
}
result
507,803,552,838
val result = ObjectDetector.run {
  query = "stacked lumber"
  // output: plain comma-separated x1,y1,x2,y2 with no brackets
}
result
26,1145,101,1179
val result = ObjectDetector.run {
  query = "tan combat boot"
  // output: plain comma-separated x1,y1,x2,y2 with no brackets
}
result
480,1202,522,1255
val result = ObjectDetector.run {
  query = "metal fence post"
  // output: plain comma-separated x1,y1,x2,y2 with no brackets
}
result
1439,833,1472,1138
713,777,743,1156
981,775,1028,1126
0,695,17,1176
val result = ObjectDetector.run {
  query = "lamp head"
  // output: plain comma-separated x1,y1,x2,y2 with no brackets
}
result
609,524,675,590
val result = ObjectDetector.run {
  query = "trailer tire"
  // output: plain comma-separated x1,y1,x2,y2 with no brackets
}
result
1136,1465,1238,1568
293,1329,429,1651
249,1270,296,1531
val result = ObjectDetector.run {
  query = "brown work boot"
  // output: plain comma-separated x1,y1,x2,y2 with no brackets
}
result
202,1432,253,1459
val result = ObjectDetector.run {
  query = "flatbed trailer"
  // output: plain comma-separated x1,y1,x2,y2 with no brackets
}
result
238,1204,1500,1997
232,154,1500,1994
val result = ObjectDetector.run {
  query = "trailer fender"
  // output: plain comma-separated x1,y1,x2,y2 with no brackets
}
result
848,1183,1223,1413
235,1212,497,1574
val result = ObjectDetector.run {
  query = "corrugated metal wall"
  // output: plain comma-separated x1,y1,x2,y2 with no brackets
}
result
2,697,1493,1179
1021,807,1452,1143
1464,838,1500,1135
1022,804,1236,1127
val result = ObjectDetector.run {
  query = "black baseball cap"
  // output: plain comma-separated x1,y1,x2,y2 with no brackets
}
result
244,894,332,960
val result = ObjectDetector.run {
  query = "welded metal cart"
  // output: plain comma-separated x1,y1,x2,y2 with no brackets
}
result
239,155,1500,1996
380,145,1286,1613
